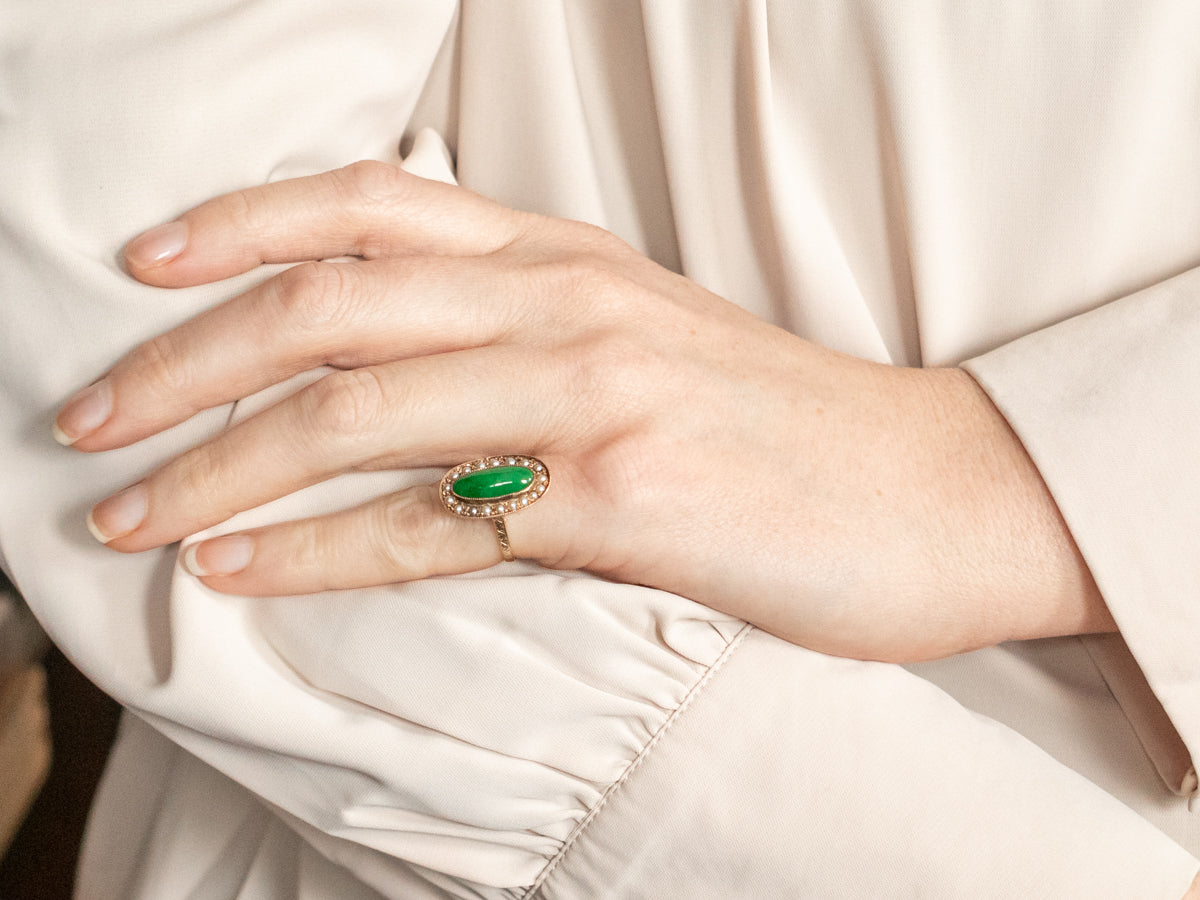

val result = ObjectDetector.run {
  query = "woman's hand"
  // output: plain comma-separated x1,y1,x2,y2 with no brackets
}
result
55,161,1113,662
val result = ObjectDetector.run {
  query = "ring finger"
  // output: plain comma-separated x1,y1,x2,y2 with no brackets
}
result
179,483,528,594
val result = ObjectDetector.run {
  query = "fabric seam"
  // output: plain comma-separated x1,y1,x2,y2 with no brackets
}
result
520,622,754,898
1079,635,1199,800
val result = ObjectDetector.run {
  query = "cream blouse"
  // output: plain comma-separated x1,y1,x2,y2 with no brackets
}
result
2,2,1200,897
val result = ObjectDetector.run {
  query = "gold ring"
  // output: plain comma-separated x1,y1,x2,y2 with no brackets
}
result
439,455,550,562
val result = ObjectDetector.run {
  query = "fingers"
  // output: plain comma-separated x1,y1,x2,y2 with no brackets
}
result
73,162,622,591
60,165,614,451
57,255,525,451
124,160,528,288
179,485,511,595
86,347,561,553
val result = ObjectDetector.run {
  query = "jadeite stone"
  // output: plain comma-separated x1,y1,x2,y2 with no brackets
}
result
453,465,534,500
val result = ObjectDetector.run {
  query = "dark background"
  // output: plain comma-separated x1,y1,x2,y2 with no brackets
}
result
0,645,121,900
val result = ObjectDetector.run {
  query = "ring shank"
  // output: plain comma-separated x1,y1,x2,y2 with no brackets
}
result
494,517,515,562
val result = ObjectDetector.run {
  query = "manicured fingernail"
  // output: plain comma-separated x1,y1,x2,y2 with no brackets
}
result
87,484,148,543
54,379,113,445
183,535,254,577
125,221,188,269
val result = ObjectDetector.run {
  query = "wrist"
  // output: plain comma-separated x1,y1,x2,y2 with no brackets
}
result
924,367,1114,648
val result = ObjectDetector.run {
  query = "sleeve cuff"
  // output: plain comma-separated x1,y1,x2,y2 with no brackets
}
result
961,263,1200,795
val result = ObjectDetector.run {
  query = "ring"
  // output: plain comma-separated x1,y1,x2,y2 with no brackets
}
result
439,455,550,562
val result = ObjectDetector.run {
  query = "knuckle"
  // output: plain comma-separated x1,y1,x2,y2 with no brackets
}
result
575,328,644,379
524,216,618,256
221,187,263,234
570,219,627,255
332,160,407,257
291,520,328,581
340,159,405,204
271,260,355,332
131,332,195,401
173,446,233,508
523,247,639,327
518,255,607,331
558,329,659,423
542,250,609,296
301,368,389,441
368,490,453,578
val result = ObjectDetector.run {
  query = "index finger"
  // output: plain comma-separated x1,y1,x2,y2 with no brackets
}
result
123,160,528,288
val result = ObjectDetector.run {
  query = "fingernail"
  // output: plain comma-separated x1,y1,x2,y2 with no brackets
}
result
125,221,188,269
87,484,148,543
54,378,113,445
183,535,254,577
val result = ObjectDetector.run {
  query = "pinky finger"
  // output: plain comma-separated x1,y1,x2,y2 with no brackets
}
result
181,484,506,596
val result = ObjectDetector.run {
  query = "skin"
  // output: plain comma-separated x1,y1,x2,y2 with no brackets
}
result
54,161,1117,664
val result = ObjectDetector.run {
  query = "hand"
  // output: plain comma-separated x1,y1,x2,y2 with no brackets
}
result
55,161,1113,662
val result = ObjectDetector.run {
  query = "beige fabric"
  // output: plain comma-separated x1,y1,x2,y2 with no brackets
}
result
2,1,1200,897
536,629,1196,899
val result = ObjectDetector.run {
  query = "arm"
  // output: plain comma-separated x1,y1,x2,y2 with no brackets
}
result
56,160,1116,664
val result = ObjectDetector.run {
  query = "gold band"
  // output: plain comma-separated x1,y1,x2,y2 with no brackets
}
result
494,516,515,562
439,455,550,564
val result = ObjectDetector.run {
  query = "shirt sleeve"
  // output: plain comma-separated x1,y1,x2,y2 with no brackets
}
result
962,262,1200,795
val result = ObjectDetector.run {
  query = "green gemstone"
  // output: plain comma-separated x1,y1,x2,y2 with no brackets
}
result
452,465,534,500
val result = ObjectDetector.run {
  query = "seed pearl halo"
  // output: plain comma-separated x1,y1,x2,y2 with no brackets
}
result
438,455,550,519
